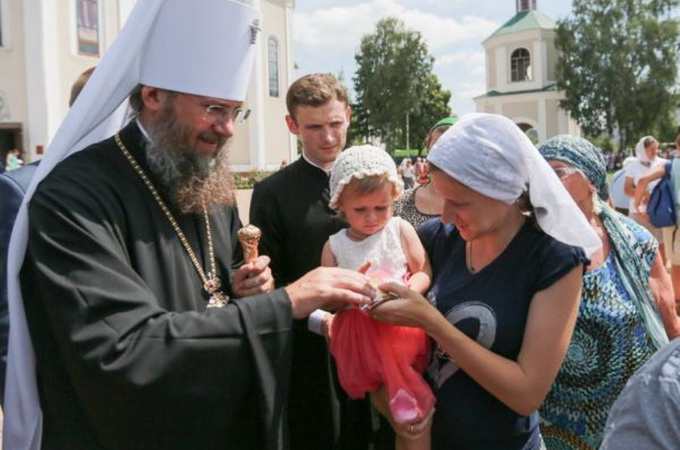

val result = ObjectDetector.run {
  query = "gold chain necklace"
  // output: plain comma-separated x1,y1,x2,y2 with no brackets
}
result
114,133,229,308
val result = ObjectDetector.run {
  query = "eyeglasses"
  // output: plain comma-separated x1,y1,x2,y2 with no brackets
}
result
203,104,251,125
552,166,582,180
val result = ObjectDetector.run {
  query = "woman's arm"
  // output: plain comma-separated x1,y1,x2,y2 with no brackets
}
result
634,165,665,209
398,218,432,294
373,265,583,416
647,250,680,339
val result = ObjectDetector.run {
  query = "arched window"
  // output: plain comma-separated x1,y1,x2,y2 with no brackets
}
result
268,37,279,97
517,122,538,144
511,48,531,82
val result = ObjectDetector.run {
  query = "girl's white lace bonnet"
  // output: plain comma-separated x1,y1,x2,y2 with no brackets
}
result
329,145,404,209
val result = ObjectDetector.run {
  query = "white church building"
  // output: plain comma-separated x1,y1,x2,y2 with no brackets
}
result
0,0,297,170
475,0,581,143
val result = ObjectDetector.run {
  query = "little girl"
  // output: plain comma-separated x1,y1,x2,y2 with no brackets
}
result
321,145,435,450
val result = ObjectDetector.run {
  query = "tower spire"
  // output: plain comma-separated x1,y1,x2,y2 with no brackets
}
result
517,0,537,13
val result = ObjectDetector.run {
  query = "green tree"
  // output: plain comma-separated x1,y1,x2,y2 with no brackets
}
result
352,17,451,153
555,0,679,149
411,74,453,155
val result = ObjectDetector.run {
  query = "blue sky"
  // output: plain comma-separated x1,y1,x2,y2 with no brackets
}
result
292,0,573,115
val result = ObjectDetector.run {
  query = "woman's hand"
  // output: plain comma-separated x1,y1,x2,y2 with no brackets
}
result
369,386,434,441
369,281,435,329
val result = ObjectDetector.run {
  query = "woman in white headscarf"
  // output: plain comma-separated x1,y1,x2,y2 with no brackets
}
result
369,114,599,450
624,136,667,256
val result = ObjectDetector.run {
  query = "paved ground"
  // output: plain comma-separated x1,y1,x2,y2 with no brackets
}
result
235,188,253,226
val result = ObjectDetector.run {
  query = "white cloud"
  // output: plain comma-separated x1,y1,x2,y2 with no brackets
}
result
293,0,499,54
398,13,498,49
435,50,486,76
453,80,487,104
293,0,405,53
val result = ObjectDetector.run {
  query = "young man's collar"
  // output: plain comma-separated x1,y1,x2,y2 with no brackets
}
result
302,152,334,176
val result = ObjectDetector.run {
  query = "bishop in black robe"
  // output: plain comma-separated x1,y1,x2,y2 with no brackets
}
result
21,122,292,450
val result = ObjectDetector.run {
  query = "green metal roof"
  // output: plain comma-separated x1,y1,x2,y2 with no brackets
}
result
486,10,556,41
477,83,558,98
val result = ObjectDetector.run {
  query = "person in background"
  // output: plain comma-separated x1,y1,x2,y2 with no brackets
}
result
600,336,680,450
4,1,374,448
625,136,667,259
250,73,381,450
394,117,456,229
538,135,680,450
608,156,635,215
5,149,24,171
371,113,597,450
635,149,680,315
401,159,416,190
415,157,428,185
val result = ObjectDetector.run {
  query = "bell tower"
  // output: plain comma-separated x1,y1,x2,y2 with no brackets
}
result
475,0,581,142
517,0,537,12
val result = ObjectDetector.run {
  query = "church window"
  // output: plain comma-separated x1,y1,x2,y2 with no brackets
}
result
76,0,100,57
511,48,532,82
268,37,280,97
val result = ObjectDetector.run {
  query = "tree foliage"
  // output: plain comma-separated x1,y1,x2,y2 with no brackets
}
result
352,18,451,153
555,0,679,149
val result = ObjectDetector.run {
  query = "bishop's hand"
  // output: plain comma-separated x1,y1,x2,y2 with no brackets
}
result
231,255,275,298
284,267,374,319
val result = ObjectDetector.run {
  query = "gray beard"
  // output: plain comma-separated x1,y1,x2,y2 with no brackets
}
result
143,105,235,214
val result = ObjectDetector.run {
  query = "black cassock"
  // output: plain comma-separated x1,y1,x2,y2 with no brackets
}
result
21,122,292,450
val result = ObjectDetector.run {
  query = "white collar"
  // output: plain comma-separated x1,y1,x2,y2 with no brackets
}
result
302,151,334,176
136,118,152,142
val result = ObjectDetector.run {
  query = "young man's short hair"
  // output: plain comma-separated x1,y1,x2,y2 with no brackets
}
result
286,73,348,118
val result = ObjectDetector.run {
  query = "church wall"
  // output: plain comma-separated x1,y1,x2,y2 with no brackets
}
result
545,35,557,81
261,0,292,169
545,98,561,138
231,0,292,170
0,0,28,125
2,0,294,169
485,45,498,90
502,100,538,124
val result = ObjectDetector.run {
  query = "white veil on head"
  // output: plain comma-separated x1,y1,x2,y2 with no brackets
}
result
635,135,656,164
427,113,601,256
4,1,262,448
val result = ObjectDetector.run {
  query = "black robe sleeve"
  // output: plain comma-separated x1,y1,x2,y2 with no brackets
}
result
250,179,287,288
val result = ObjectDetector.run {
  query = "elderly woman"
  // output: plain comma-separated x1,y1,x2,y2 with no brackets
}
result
394,117,457,229
537,135,680,450
370,114,598,449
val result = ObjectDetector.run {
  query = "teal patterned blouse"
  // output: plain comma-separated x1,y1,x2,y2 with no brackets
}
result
539,216,659,450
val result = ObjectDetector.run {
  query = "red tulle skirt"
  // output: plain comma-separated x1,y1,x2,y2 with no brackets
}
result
329,308,435,424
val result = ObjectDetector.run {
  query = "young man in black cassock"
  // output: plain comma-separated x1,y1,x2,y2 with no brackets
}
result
250,74,390,450
4,3,375,450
